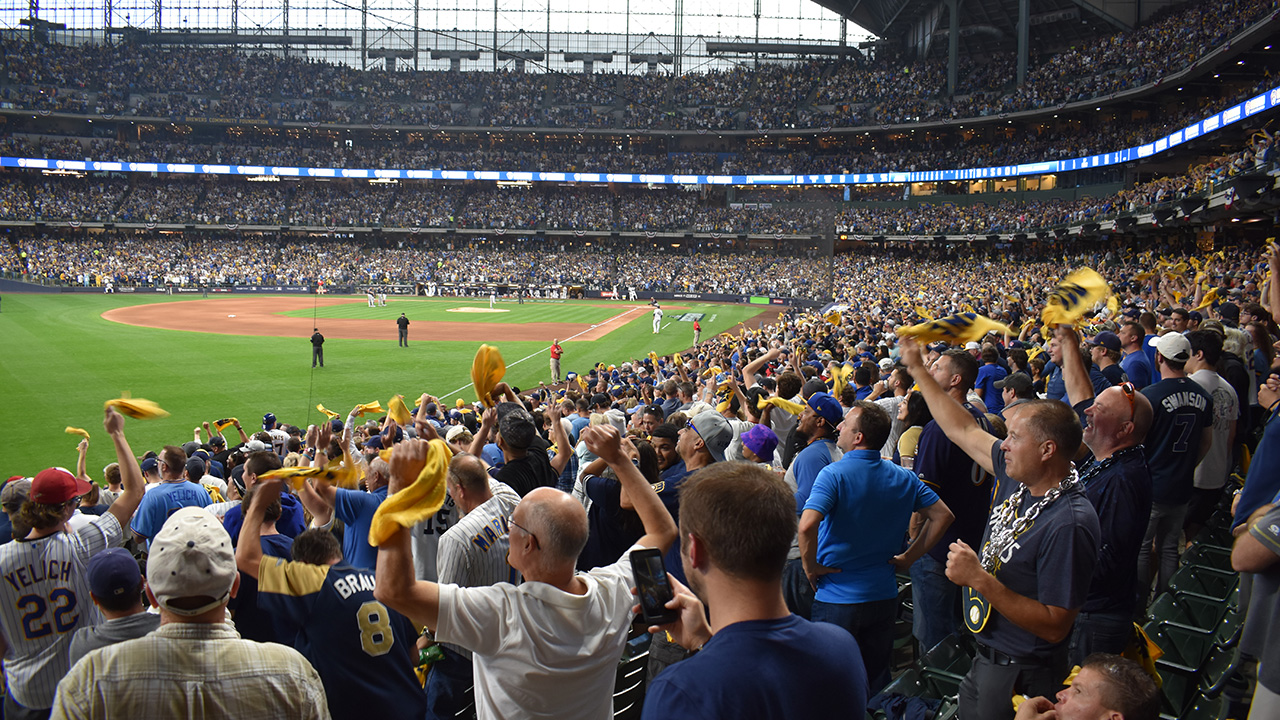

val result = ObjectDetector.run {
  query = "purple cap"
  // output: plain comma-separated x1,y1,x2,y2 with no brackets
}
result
741,424,779,462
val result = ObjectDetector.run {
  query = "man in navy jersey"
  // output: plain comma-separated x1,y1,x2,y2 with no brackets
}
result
1137,332,1213,602
237,478,426,720
906,347,993,653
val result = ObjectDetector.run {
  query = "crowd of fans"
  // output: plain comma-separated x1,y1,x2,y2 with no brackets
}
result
0,126,1270,239
1,0,1272,130
2,229,1278,719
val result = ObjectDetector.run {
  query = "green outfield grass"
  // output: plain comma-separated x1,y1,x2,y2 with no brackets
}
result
280,298,628,324
0,292,766,475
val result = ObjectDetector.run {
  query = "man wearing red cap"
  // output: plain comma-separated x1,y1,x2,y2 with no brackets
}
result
0,407,145,719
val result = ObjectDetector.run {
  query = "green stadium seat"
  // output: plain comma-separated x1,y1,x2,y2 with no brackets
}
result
613,648,649,720
1154,657,1202,719
1145,620,1217,670
1179,693,1227,720
1180,544,1233,572
1166,565,1238,603
919,635,974,679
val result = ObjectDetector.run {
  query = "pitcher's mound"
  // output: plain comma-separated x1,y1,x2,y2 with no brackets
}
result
447,307,510,314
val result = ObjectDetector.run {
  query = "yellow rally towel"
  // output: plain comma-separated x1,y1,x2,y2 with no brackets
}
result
672,352,683,367
215,418,238,433
1192,287,1220,313
648,351,660,367
65,426,90,440
824,310,842,326
757,396,805,416
259,458,359,491
575,375,589,392
830,363,854,400
472,345,506,408
369,439,453,547
355,401,386,416
896,313,1013,345
104,394,170,420
388,395,413,425
316,404,340,420
1041,268,1110,328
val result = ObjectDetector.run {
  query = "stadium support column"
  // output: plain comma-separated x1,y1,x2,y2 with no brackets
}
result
414,0,420,70
1016,0,1028,85
104,0,111,34
362,0,368,70
946,0,958,97
154,0,160,29
673,0,683,75
232,0,238,35
493,0,499,71
282,0,289,58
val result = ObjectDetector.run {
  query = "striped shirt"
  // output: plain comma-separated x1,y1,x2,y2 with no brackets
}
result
0,512,123,709
51,622,330,720
437,481,521,658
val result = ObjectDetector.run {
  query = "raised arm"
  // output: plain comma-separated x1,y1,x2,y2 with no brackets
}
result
1055,326,1094,407
374,439,442,630
236,477,286,580
75,439,92,485
741,347,781,389
468,406,496,458
546,405,572,475
900,337,998,476
103,407,146,528
582,425,676,553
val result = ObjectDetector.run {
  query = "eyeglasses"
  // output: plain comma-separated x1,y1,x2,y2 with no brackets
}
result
509,519,538,545
1118,382,1137,422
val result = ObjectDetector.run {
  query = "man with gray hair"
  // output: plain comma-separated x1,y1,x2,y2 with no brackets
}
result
52,507,329,719
375,425,676,720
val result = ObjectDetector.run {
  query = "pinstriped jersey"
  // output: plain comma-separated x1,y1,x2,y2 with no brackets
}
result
0,512,123,709
437,481,521,659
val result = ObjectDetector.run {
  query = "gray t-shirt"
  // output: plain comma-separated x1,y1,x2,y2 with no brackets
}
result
1244,506,1280,692
67,611,161,667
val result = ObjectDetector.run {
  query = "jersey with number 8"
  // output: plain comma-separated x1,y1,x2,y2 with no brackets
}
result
0,513,124,710
256,557,426,720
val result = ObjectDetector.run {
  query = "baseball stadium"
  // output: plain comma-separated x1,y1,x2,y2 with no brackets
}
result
0,0,1278,715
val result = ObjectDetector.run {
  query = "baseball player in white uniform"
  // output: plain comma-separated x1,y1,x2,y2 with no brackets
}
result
0,407,145,717
652,303,663,334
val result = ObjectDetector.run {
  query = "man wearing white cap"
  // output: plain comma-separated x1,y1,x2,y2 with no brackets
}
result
0,407,145,720
1136,332,1213,602
52,507,329,719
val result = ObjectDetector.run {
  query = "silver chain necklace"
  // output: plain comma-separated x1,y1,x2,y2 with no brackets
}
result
979,467,1081,572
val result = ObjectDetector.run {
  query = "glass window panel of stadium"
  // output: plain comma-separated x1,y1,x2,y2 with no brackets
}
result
2,0,870,73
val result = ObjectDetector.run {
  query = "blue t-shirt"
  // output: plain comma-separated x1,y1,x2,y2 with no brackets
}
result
975,364,1008,413
1120,351,1154,389
256,560,426,720
1044,364,1066,403
131,482,213,546
334,485,389,570
569,415,591,442
576,475,644,572
641,614,868,720
1140,378,1214,506
855,385,874,401
654,466,691,585
224,492,306,547
1075,446,1152,616
915,406,993,562
804,449,939,604
1234,407,1280,529
1143,334,1159,369
789,438,841,513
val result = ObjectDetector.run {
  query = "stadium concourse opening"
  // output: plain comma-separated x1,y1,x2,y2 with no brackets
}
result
101,296,693,342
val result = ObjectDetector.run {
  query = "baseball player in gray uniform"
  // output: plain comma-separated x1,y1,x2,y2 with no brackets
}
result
0,407,145,718
426,454,521,720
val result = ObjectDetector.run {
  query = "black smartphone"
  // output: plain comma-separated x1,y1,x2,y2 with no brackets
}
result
630,548,679,624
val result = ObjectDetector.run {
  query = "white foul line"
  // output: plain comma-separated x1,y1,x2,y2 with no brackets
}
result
438,305,650,401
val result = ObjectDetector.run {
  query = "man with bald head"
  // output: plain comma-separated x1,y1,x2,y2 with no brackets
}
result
1057,326,1155,663
375,426,677,720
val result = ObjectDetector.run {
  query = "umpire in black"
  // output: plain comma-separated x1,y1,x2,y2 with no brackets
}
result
311,328,325,367
397,313,410,347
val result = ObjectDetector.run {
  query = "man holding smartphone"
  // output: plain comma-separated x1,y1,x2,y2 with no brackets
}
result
374,425,677,720
640,462,869,719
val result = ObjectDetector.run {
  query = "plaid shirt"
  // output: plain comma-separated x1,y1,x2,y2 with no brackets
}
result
51,621,330,720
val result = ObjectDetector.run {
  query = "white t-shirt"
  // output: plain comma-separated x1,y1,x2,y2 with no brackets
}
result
1189,369,1239,490
875,395,907,459
436,544,644,720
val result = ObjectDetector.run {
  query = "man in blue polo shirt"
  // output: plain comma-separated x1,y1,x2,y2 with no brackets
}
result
800,401,954,692
974,345,1009,414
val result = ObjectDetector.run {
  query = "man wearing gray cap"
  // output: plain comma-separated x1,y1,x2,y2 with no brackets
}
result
52,507,329,719
994,373,1036,418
